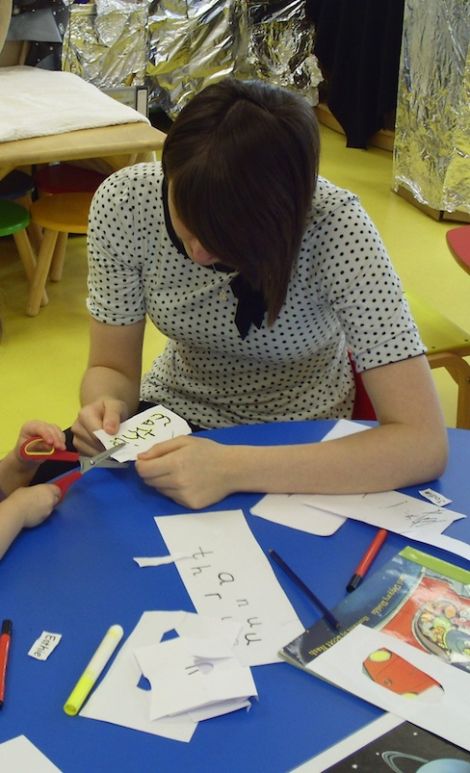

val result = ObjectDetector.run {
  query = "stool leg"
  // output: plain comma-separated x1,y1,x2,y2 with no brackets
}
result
49,232,68,282
12,229,48,307
26,229,58,316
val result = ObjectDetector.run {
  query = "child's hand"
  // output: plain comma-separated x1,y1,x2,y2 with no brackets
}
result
15,421,66,467
9,484,61,528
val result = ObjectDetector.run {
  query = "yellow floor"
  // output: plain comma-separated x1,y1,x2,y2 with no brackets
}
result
1,124,469,456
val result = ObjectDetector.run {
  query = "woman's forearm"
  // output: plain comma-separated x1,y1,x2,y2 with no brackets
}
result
224,422,448,495
79,366,141,415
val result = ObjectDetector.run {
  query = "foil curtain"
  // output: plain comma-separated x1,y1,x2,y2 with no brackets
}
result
62,0,321,118
393,0,470,215
62,0,149,87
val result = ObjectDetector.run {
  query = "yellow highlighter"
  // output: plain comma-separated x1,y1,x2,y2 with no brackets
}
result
63,624,124,716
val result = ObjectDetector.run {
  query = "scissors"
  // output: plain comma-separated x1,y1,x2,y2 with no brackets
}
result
20,437,129,499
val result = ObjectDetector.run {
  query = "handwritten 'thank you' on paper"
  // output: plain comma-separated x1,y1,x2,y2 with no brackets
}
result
155,510,304,666
94,405,191,461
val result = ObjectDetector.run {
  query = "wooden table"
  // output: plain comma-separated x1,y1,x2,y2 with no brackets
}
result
0,121,166,314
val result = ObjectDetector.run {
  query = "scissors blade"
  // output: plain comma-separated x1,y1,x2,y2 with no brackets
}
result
80,442,129,473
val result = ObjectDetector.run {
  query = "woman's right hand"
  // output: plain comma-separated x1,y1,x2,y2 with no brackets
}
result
71,398,129,455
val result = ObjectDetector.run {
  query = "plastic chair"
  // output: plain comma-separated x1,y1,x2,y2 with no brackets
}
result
0,169,42,251
407,292,470,429
0,199,48,306
446,225,470,275
27,192,93,316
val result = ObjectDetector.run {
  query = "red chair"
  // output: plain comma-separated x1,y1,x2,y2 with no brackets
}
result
350,353,376,420
446,226,470,275
34,163,107,195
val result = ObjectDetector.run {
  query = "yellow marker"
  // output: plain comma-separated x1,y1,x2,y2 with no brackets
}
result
63,624,124,716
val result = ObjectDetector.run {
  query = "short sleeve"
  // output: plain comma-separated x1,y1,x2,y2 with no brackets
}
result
86,168,146,325
313,196,425,372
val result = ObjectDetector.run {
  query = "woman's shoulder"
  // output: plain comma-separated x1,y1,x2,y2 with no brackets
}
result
96,162,164,199
310,176,359,226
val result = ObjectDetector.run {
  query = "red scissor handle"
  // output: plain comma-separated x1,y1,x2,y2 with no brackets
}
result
53,469,83,499
20,436,79,463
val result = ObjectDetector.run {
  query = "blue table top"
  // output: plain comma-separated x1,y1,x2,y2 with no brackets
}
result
1,420,469,772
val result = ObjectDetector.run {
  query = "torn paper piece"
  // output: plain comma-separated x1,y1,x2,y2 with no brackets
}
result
133,553,192,567
28,631,62,660
155,509,304,666
94,405,191,461
308,624,470,752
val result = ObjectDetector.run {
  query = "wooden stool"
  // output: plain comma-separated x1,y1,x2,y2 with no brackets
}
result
407,292,470,429
0,199,47,306
446,226,470,275
27,192,93,316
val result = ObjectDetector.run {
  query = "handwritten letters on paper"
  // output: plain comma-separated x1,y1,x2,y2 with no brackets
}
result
155,510,304,666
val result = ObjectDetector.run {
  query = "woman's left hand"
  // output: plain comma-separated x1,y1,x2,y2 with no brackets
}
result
135,436,233,509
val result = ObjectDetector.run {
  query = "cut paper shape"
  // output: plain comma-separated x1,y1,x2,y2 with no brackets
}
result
80,611,197,742
94,405,191,461
134,634,257,721
419,488,452,507
251,494,345,536
307,624,470,752
155,509,304,666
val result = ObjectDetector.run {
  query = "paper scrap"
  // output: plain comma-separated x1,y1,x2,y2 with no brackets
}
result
0,736,61,772
94,404,191,461
155,509,304,666
28,631,62,660
419,488,452,507
133,553,192,568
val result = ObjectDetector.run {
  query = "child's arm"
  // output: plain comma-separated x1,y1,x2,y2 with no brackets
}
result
0,421,65,496
0,484,61,559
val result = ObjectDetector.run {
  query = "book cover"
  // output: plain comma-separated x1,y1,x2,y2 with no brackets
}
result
281,546,470,690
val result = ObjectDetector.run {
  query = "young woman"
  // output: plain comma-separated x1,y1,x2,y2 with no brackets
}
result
71,78,447,509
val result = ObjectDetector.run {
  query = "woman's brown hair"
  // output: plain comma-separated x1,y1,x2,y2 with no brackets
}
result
162,78,320,324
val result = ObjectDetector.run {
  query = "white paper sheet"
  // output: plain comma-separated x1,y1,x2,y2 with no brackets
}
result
155,509,304,666
250,420,369,536
308,624,470,752
0,736,60,772
80,611,197,742
94,405,191,461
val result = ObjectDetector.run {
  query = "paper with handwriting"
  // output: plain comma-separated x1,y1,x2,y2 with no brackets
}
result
155,509,304,666
94,405,191,462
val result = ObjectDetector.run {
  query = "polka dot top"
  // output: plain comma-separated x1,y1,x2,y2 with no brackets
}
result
87,162,425,429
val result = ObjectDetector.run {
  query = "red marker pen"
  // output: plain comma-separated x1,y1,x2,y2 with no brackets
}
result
347,529,388,592
0,619,12,709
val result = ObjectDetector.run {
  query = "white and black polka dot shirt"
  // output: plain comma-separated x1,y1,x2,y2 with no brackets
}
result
87,163,425,429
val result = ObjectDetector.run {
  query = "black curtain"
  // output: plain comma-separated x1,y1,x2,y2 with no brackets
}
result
306,0,405,148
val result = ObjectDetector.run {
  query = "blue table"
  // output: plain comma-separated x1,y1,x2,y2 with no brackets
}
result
1,421,469,772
